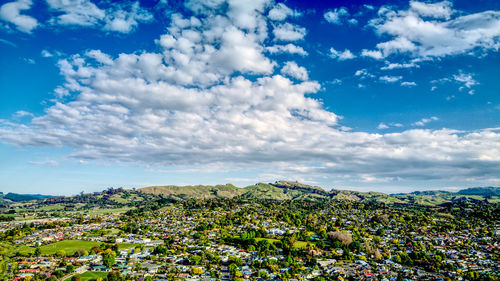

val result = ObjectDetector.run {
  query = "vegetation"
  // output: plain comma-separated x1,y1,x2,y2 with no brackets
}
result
0,183,498,280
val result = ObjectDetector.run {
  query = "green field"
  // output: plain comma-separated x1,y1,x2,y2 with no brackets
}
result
9,240,139,256
75,207,133,216
73,271,108,281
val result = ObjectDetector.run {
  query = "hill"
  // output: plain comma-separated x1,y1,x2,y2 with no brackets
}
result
457,186,499,196
139,182,500,206
1,183,498,211
140,184,243,200
0,192,52,202
140,181,332,201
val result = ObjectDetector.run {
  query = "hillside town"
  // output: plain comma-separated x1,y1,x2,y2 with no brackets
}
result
1,193,498,281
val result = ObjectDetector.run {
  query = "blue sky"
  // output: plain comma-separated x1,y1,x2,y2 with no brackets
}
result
1,0,499,195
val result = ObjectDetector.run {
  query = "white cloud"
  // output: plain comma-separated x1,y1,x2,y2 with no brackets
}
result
453,72,478,89
361,49,384,59
368,2,500,59
41,49,53,57
381,62,419,70
281,61,308,81
268,3,301,21
1,0,500,185
413,116,438,126
378,122,404,130
0,0,38,33
324,7,349,25
409,0,453,20
273,22,306,41
46,0,106,26
329,48,356,60
14,110,34,118
46,0,153,33
380,75,402,83
401,81,417,87
377,123,389,129
266,43,308,56
103,2,153,33
354,69,375,79
28,160,58,166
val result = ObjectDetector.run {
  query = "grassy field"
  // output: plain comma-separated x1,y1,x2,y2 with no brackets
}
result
75,207,133,216
10,240,139,256
73,271,108,280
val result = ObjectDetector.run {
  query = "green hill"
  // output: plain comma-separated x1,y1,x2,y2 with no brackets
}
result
140,184,243,199
139,182,500,206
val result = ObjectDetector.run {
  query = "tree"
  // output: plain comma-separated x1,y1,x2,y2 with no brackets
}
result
66,264,75,274
106,271,121,281
103,253,116,267
34,247,41,256
71,276,81,281
190,255,202,265
328,231,352,246
191,267,203,275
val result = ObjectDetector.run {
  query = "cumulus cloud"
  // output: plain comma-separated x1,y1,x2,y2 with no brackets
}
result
361,49,384,59
324,7,350,25
281,61,308,81
377,123,389,129
272,22,306,41
1,0,499,185
433,71,479,94
354,69,375,79
380,75,402,83
0,0,38,33
409,0,453,19
401,81,417,87
329,48,356,60
413,116,438,126
46,0,106,26
41,49,53,57
454,72,478,89
379,122,405,129
46,0,152,33
268,3,301,21
103,2,153,33
266,43,308,56
368,1,500,59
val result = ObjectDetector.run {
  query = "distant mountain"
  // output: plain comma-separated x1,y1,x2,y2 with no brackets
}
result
457,187,499,196
2,193,53,202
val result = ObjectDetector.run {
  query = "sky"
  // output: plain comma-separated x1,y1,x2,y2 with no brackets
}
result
0,0,499,195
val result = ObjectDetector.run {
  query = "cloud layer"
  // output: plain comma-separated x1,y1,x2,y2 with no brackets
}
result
1,0,499,185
